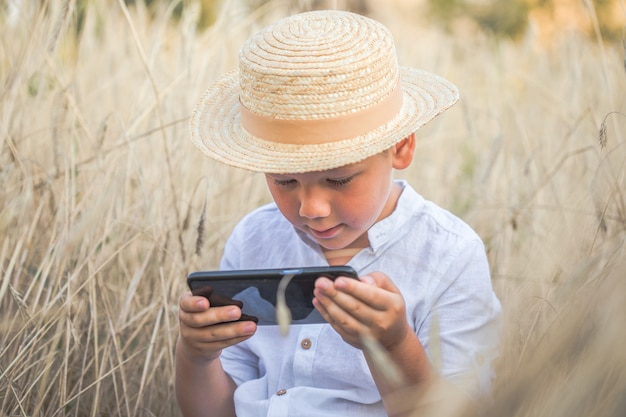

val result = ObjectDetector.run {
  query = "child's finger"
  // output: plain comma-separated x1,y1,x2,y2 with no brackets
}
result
314,276,339,296
314,278,366,316
190,321,257,344
311,296,331,321
180,304,244,329
313,284,356,322
179,320,257,359
315,282,381,328
179,292,209,312
332,276,391,311
313,293,363,337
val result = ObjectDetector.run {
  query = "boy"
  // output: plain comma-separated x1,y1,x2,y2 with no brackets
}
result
177,10,501,417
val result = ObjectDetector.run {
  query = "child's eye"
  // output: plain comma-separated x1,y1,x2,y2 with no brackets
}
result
273,178,296,187
327,176,354,187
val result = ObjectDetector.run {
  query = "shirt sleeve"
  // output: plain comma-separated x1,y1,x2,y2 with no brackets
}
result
215,216,260,385
422,238,501,399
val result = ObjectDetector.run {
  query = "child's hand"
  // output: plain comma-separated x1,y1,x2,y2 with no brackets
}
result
177,292,257,363
312,272,410,352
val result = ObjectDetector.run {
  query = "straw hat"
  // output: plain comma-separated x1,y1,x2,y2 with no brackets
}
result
190,10,459,174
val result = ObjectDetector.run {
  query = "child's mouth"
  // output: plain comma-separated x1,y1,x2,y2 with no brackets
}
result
308,225,342,239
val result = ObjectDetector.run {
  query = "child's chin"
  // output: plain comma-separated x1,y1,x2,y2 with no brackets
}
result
318,239,360,252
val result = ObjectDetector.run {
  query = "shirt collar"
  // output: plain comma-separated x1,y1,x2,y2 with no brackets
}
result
367,180,423,251
293,180,424,254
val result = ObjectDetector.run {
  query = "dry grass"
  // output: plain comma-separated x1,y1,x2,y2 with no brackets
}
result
1,0,625,416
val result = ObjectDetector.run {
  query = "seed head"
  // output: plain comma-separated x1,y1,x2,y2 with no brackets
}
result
598,120,607,149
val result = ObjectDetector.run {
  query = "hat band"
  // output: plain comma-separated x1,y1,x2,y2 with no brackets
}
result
239,82,403,145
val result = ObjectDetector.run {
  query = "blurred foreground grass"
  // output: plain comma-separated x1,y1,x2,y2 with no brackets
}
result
1,0,625,415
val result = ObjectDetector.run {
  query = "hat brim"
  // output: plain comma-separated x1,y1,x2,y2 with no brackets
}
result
190,67,459,174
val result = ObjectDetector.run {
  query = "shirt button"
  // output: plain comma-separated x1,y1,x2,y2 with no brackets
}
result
300,338,312,349
276,389,287,396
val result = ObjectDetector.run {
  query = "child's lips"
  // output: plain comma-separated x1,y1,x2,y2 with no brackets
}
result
308,225,342,239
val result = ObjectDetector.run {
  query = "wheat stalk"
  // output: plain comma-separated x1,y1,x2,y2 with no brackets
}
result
1,0,625,415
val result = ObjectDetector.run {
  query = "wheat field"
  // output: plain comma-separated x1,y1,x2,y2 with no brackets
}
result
1,0,625,416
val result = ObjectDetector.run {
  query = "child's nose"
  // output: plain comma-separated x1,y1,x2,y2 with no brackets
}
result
298,190,331,219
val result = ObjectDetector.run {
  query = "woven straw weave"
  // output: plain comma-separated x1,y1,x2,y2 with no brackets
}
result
239,12,397,119
190,10,459,174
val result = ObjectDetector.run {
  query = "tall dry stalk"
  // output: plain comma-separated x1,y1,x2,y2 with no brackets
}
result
1,0,625,416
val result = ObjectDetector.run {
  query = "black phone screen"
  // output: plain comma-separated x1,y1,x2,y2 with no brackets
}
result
186,266,358,325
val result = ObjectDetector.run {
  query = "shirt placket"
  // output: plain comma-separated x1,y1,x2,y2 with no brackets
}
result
292,324,323,387
265,325,323,417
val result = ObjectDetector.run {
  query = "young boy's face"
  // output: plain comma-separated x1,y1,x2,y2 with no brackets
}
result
265,148,404,252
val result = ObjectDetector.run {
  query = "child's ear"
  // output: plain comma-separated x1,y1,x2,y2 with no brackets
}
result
391,133,415,169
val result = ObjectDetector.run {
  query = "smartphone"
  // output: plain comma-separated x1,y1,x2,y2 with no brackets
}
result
187,266,359,325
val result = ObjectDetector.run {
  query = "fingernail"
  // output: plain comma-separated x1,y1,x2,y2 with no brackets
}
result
335,278,346,288
314,291,326,300
228,308,240,319
316,279,330,289
244,322,256,334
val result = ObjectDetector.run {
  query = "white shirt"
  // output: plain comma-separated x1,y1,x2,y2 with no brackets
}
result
219,181,501,417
